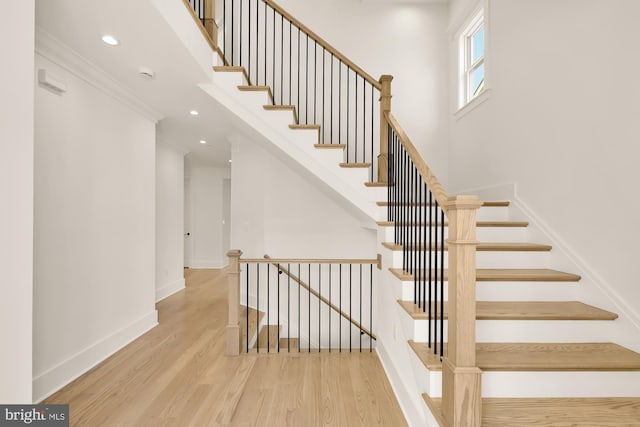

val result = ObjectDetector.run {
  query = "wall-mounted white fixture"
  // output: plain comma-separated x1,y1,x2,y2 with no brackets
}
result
38,69,67,94
138,67,155,80
200,140,207,144
101,35,119,46
190,110,199,116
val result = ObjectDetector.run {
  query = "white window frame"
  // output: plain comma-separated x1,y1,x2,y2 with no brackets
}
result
458,8,487,109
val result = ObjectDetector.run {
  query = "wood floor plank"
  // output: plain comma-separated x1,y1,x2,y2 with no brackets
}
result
44,269,406,426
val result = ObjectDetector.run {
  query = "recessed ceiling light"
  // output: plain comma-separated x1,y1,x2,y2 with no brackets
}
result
190,110,199,116
101,35,119,46
200,140,206,144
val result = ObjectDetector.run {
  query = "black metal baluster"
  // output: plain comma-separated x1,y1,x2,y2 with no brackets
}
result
256,264,260,352
428,190,433,348
339,263,342,352
287,263,290,353
277,262,280,353
349,264,352,353
305,34,309,123
314,42,317,124
338,60,342,148
245,263,248,352
308,263,311,353
322,47,325,144
289,21,292,105
346,66,350,162
266,263,269,352
223,0,226,60
318,264,321,352
371,85,374,182
248,0,250,78
359,264,362,352
239,0,242,68
330,55,334,144
264,2,267,84
440,208,445,359
370,264,373,352
297,29,300,117
328,264,331,352
434,196,439,354
231,0,234,65
272,8,275,104
298,263,301,352
355,74,358,163
280,15,284,104
255,0,258,83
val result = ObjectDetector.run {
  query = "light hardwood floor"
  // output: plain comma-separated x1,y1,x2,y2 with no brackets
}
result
45,269,407,426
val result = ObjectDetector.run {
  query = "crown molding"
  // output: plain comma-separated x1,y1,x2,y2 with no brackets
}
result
35,27,164,123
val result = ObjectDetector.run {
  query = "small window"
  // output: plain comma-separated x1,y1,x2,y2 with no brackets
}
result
460,11,485,106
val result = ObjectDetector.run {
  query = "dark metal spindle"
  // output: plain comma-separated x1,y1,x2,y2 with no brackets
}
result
440,208,445,358
245,262,249,352
288,263,290,353
328,264,331,352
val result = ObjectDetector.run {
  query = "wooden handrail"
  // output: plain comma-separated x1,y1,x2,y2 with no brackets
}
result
263,0,382,91
384,111,450,211
242,257,379,265
264,255,377,340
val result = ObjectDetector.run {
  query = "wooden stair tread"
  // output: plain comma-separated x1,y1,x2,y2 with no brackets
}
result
398,300,618,321
339,162,371,168
390,268,581,282
376,200,510,207
377,220,529,228
365,182,387,187
382,242,552,252
289,124,320,130
424,395,640,427
314,144,345,149
409,341,640,371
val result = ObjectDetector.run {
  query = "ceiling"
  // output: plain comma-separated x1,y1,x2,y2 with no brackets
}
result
35,0,237,167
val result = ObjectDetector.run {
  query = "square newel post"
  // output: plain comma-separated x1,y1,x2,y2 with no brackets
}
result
204,0,218,47
378,75,393,183
226,249,242,356
441,196,483,427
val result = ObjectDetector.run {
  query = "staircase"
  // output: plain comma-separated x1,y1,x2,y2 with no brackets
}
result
170,1,640,425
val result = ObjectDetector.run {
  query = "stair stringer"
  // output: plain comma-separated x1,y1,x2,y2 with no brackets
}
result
375,259,440,427
199,73,383,224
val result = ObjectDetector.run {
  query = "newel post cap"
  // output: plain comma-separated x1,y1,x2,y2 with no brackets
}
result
226,249,243,258
379,74,394,83
443,195,483,210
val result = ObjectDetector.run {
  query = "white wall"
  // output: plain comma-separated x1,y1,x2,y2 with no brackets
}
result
33,49,158,401
156,141,186,301
230,137,377,259
185,159,230,268
0,0,34,403
449,1,640,328
274,0,451,185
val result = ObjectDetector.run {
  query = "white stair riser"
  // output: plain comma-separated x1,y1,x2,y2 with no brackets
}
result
211,71,247,88
403,313,616,343
388,250,551,269
378,206,511,222
482,371,640,398
380,225,529,243
398,280,580,302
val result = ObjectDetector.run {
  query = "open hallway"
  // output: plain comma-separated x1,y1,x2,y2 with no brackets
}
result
45,269,407,426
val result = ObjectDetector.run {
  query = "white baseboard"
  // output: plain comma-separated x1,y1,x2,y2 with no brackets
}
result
376,341,432,427
187,259,226,269
32,310,158,403
156,277,185,302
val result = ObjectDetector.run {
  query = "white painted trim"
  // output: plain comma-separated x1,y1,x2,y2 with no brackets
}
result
376,341,433,427
35,27,164,123
156,278,186,302
187,259,227,269
32,310,158,403
454,88,491,120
